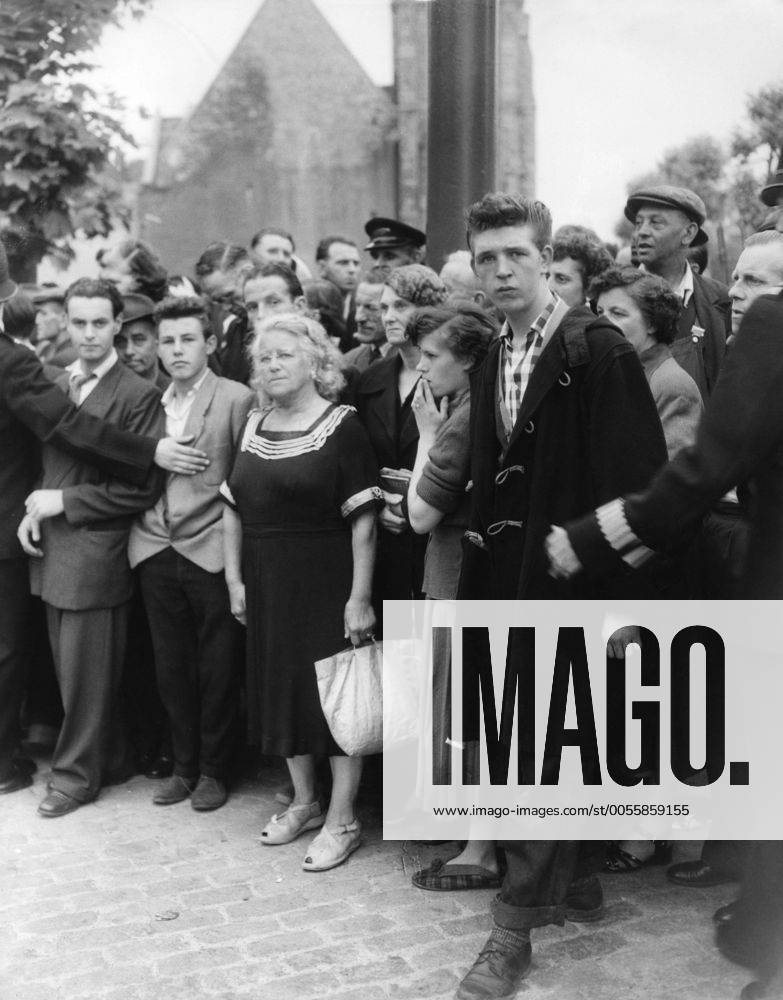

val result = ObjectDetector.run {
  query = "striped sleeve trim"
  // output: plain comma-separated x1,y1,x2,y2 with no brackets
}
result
341,486,384,519
596,498,654,569
219,481,237,510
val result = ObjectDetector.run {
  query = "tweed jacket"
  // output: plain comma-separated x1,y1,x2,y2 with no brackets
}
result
458,306,668,601
129,370,255,573
568,292,783,598
0,333,157,561
29,359,164,610
671,269,730,398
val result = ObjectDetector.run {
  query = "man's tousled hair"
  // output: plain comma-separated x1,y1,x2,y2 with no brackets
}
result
465,193,552,252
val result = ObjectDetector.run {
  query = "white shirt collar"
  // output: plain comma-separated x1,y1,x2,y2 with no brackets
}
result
674,262,695,307
161,367,210,407
66,347,119,383
639,262,694,307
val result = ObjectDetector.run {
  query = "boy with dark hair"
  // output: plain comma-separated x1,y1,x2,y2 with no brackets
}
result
129,295,254,811
453,193,666,998
18,277,164,817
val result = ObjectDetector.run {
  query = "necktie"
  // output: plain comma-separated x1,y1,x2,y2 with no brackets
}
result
368,345,382,364
68,370,93,406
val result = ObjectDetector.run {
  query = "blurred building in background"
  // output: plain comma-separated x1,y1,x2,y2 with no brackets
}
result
135,0,535,273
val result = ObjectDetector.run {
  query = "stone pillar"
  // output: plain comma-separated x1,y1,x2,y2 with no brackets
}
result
391,0,429,226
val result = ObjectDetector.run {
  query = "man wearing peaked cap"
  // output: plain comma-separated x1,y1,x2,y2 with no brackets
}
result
364,216,426,283
624,184,730,398
760,163,783,209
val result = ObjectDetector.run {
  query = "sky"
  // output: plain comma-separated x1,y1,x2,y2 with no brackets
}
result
90,0,783,242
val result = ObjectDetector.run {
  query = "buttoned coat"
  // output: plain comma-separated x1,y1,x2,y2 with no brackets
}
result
30,360,164,611
128,370,254,573
458,306,668,600
568,292,783,599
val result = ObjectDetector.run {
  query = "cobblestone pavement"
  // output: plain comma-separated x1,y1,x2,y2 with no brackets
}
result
1,755,751,1000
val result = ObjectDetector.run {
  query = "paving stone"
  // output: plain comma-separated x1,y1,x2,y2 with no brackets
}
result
1,767,755,1000
244,928,325,958
389,967,461,998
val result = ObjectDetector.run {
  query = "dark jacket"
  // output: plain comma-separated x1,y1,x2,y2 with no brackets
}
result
672,270,730,398
568,292,783,599
216,312,252,386
354,352,426,606
0,333,157,561
30,361,164,611
458,306,668,600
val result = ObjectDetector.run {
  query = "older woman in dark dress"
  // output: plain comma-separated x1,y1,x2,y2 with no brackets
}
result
222,313,382,872
353,264,448,625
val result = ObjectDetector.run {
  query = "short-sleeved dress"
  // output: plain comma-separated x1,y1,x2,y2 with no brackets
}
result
221,403,382,757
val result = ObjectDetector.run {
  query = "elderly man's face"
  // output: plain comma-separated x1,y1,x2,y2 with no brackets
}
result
633,206,696,270
35,300,67,343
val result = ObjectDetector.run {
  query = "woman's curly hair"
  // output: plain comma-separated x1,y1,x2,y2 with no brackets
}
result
250,312,346,403
384,264,448,308
589,266,681,345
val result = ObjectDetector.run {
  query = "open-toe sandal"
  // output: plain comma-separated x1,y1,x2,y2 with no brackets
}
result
302,820,362,871
260,801,324,846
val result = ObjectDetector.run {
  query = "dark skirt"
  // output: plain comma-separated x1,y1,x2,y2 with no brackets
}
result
243,529,352,757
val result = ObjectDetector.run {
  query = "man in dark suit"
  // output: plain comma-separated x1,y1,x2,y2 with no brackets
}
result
454,193,667,1000
342,281,391,372
0,235,211,800
548,230,783,1000
315,236,360,342
18,278,164,817
625,184,729,398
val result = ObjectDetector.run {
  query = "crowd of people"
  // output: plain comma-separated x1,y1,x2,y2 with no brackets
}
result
1,180,782,998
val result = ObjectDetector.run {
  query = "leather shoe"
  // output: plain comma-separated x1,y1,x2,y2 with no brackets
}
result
152,775,195,806
145,752,174,780
0,759,35,795
565,874,604,922
38,790,82,818
667,860,736,888
190,775,227,812
455,928,531,999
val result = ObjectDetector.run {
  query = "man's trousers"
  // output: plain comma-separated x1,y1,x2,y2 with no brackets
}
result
46,602,129,802
138,548,241,781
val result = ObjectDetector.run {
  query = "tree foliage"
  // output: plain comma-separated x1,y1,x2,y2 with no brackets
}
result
731,82,783,174
0,0,151,274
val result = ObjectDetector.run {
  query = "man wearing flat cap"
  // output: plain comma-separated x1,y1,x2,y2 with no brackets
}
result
32,284,76,369
364,216,426,284
116,292,170,392
625,184,729,398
